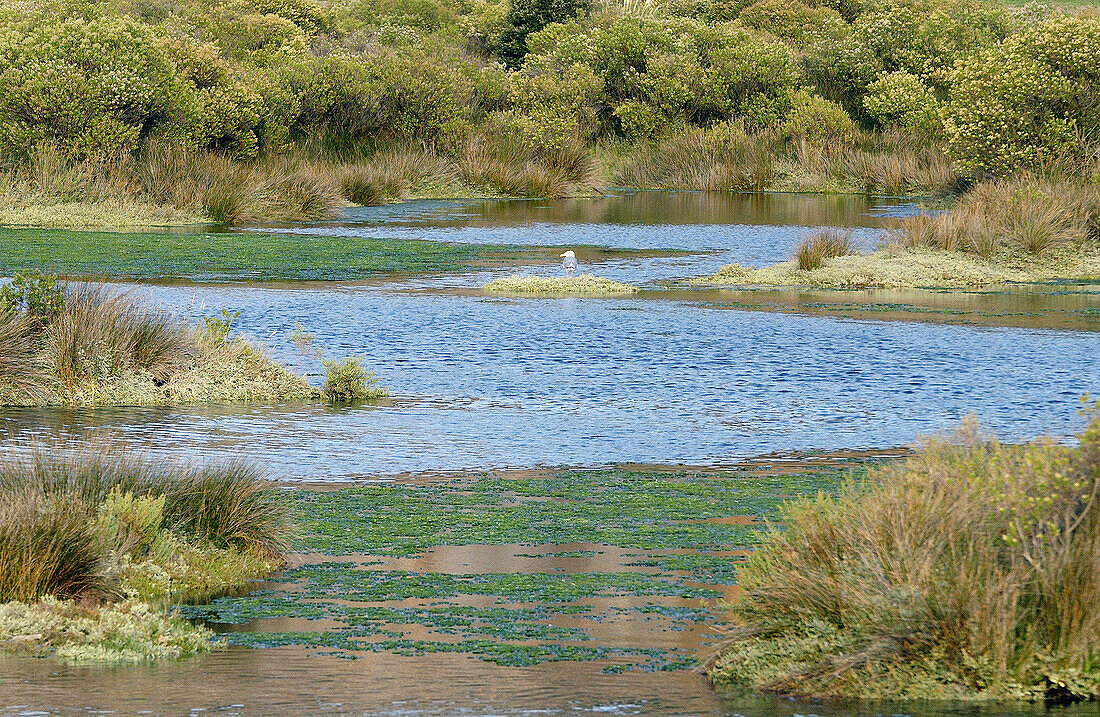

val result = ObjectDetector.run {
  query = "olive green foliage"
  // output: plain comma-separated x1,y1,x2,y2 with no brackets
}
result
943,15,1100,175
795,229,856,270
0,446,289,605
322,355,388,402
484,273,640,295
863,70,940,133
496,0,590,68
0,272,64,326
711,410,1100,702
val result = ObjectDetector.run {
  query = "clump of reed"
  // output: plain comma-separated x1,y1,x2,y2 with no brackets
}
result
48,286,190,386
891,176,1099,259
794,229,857,270
710,409,1100,702
0,446,291,603
0,492,101,602
0,306,45,396
459,133,600,198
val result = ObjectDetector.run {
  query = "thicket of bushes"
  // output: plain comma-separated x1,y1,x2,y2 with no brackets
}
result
2,0,1099,211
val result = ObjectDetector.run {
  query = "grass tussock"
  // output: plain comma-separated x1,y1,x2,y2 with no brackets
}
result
795,229,857,270
459,134,601,198
484,273,640,296
0,275,318,406
710,409,1100,702
0,446,288,662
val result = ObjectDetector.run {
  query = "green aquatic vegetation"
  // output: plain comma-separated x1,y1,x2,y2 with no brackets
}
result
293,468,847,556
0,228,607,282
0,597,214,664
626,553,744,584
321,355,388,402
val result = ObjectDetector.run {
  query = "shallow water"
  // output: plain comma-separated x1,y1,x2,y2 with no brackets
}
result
2,192,1100,715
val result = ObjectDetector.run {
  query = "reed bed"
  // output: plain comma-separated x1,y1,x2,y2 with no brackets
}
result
710,410,1100,702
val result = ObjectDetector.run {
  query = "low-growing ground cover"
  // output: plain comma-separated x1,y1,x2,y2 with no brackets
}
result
484,274,640,296
0,228,626,283
186,464,863,673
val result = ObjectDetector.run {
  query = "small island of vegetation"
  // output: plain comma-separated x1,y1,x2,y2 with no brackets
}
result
484,273,640,296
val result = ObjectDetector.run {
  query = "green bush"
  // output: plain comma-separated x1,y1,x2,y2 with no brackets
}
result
863,70,940,133
0,272,64,326
322,355,388,402
943,15,1100,176
737,0,844,46
782,89,858,143
496,0,590,69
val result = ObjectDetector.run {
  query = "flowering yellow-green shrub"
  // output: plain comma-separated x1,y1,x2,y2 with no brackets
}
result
0,13,176,158
782,89,858,143
737,0,843,46
943,15,1100,175
863,70,940,133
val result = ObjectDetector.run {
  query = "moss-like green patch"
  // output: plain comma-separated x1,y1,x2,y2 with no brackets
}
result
0,228,633,282
692,246,1100,289
484,274,640,296
0,597,214,663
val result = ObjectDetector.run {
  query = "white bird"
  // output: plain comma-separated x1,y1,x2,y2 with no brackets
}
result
560,250,578,277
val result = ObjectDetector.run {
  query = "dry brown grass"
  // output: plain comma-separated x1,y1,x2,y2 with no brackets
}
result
794,229,857,270
892,176,1099,258
710,410,1100,702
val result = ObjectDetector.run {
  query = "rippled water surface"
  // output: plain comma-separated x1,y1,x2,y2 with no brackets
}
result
2,192,1099,715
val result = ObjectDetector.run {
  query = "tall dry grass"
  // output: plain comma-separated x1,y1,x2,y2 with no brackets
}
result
0,491,101,602
0,446,291,602
892,176,1099,258
0,306,46,395
48,286,191,386
795,229,857,270
712,410,1100,701
459,133,600,198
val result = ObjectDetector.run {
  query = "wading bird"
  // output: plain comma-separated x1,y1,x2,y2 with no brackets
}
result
560,250,578,277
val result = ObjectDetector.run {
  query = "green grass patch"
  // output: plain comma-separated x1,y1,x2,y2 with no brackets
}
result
0,228,617,282
484,274,640,296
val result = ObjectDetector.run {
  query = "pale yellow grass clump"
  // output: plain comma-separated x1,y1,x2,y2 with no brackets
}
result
484,273,640,296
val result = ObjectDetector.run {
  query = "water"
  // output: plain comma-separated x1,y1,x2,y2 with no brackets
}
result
2,191,1099,714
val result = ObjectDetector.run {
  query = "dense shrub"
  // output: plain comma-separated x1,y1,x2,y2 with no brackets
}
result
496,0,590,68
943,15,1100,176
863,70,940,133
782,90,858,143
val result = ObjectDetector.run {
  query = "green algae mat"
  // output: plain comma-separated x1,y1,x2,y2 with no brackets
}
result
185,464,871,672
0,228,642,282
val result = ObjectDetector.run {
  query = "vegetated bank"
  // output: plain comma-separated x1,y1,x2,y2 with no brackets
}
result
3,0,1099,230
484,273,639,296
0,272,317,406
693,177,1100,288
710,407,1100,703
0,447,290,663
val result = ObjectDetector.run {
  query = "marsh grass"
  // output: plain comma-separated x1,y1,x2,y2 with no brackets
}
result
49,286,189,386
795,229,857,270
460,134,599,198
609,126,956,195
710,410,1100,702
0,446,291,603
484,274,640,296
893,177,1098,259
0,493,100,602
0,306,46,396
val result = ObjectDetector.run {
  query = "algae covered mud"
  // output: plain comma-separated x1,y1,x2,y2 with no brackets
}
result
1,191,1099,714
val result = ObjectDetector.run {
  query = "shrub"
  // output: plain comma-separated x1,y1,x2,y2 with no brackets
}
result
782,90,859,144
0,271,64,326
737,0,843,46
496,0,591,68
795,229,857,269
322,355,388,402
943,15,1100,176
711,409,1100,702
863,70,940,134
94,488,166,561
0,492,101,602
